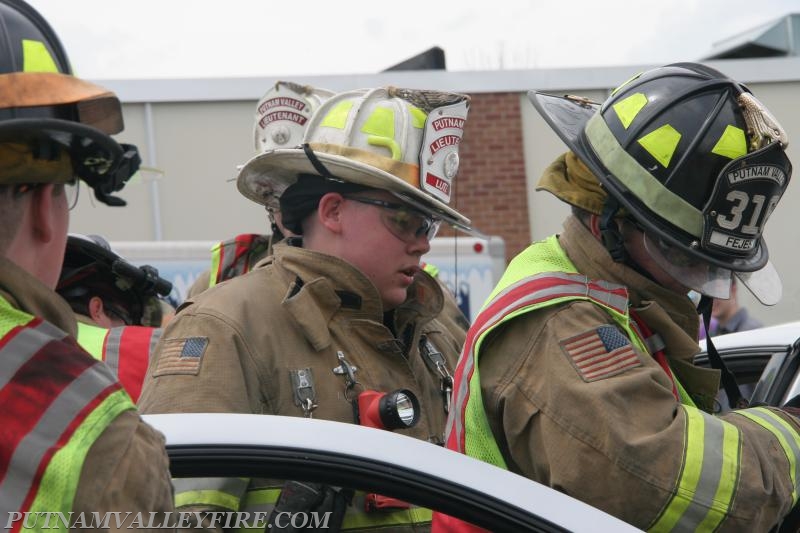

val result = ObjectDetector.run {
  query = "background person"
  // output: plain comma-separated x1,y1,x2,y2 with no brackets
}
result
709,278,764,335
57,233,173,401
435,63,800,532
0,0,173,521
139,86,475,530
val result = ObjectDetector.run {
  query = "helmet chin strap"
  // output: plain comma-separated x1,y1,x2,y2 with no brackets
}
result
598,197,655,281
697,295,749,409
599,197,627,263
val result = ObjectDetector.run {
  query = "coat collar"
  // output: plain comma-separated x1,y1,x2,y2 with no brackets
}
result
272,243,444,351
0,256,77,337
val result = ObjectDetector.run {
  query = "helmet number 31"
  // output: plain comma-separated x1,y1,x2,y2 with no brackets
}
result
716,192,780,235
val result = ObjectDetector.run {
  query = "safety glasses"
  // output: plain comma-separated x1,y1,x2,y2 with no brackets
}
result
64,179,80,210
15,178,80,210
345,196,441,243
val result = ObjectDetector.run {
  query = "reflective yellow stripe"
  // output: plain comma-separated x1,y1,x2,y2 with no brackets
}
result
422,262,440,277
612,93,648,129
696,421,741,532
241,487,280,507
585,113,703,238
321,101,353,129
736,407,800,504
362,107,401,160
76,322,108,361
637,124,682,168
649,406,741,532
711,125,747,159
174,490,240,511
22,39,58,73
408,104,427,128
208,242,223,288
341,505,432,530
173,477,249,511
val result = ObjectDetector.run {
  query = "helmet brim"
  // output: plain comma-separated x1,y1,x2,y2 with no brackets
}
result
237,147,477,236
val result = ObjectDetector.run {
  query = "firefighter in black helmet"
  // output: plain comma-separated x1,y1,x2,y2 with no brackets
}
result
435,63,800,532
57,234,173,402
0,0,174,523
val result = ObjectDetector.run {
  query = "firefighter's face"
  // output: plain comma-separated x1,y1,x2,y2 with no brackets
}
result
336,190,432,310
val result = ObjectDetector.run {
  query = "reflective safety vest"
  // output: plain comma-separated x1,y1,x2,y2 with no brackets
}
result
76,322,162,402
435,236,800,532
173,478,433,531
208,234,271,289
0,296,135,528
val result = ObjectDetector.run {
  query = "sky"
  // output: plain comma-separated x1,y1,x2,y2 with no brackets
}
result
24,0,800,80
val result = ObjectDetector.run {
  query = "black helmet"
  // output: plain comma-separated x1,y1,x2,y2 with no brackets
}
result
0,0,140,205
57,234,173,326
530,62,791,305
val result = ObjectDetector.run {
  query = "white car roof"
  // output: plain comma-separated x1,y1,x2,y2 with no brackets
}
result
144,413,641,532
701,320,800,352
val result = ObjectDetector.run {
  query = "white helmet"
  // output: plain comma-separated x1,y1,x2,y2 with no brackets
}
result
253,81,334,152
238,86,475,234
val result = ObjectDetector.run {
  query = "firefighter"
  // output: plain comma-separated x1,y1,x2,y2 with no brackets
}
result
0,0,173,521
435,63,800,532
184,82,469,342
57,233,173,401
139,86,476,530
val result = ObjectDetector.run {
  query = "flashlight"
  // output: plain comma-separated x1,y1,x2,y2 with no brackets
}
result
357,389,420,430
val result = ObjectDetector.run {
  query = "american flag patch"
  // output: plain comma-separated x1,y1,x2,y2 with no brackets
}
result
560,326,641,382
153,337,208,377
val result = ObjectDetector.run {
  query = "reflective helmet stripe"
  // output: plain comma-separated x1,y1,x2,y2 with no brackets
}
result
21,39,58,73
585,112,704,237
649,407,742,531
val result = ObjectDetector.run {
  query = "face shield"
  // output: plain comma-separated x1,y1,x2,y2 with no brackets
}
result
641,231,733,300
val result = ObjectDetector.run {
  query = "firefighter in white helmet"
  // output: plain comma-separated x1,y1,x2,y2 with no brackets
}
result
140,86,477,530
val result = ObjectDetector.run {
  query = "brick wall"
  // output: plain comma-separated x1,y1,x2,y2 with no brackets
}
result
442,91,530,263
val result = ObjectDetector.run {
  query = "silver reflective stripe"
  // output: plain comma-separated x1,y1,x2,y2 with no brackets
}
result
104,327,124,376
645,333,666,354
585,113,703,238
0,320,66,390
149,328,164,361
678,412,731,526
737,407,800,501
650,407,741,531
0,360,118,512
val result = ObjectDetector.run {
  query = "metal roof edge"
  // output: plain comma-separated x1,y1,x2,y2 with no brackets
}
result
93,57,800,104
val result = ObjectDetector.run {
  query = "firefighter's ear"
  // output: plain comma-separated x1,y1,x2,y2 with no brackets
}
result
30,184,61,244
317,192,345,234
88,296,105,323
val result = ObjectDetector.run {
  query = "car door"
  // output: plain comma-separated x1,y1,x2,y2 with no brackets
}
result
144,413,642,533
